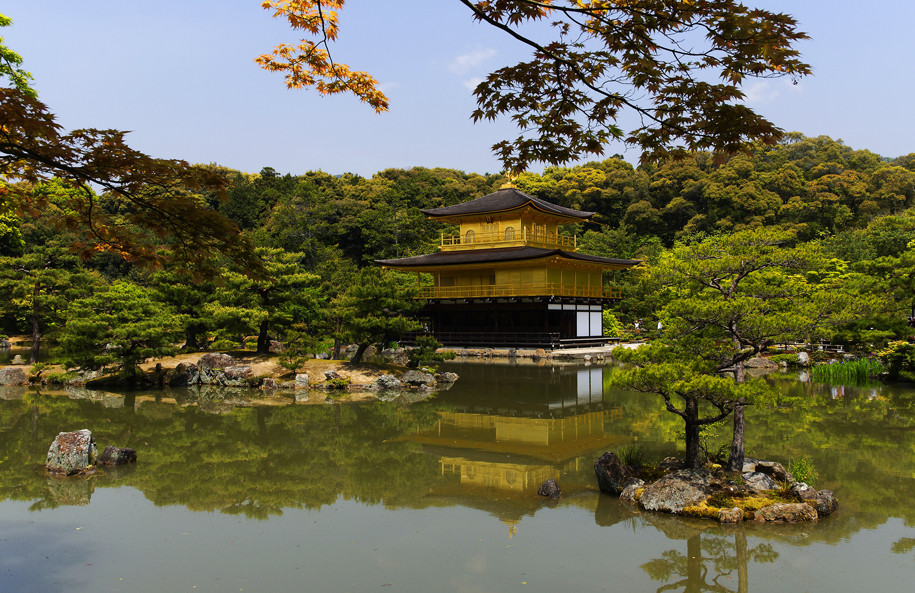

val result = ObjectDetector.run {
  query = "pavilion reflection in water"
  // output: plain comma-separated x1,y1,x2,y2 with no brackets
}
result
407,365,626,498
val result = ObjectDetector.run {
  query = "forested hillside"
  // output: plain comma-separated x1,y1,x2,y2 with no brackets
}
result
2,134,913,374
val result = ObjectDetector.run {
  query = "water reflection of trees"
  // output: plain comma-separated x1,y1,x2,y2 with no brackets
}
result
642,531,777,593
0,390,450,517
0,366,913,541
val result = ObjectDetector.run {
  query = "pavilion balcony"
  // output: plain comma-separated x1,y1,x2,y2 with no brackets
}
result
439,230,577,252
417,284,621,300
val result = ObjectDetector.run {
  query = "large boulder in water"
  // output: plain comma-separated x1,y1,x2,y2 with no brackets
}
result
813,489,839,516
46,429,98,475
790,483,838,516
538,478,561,499
594,452,633,495
434,372,459,384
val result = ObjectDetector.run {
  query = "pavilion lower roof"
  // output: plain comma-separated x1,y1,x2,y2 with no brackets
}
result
376,246,640,269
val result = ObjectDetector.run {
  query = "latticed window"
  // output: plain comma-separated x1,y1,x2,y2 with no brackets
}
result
504,226,515,240
465,230,475,244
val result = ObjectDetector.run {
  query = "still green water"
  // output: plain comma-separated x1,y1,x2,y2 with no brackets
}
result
0,362,913,592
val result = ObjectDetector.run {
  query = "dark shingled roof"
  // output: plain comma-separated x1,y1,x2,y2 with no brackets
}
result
377,246,640,268
420,187,595,220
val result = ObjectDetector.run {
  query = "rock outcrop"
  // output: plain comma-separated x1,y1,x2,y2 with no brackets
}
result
753,503,818,523
619,478,645,503
742,471,780,493
400,370,435,387
595,452,835,524
434,372,459,384
370,374,403,390
639,469,716,513
198,353,236,370
751,460,795,483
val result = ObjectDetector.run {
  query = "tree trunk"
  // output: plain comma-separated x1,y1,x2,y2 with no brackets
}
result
350,342,370,364
185,324,203,351
29,280,41,363
684,398,702,468
256,319,270,354
728,403,746,471
727,359,747,471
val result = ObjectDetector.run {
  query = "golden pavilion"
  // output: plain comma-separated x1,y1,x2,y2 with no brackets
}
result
377,186,639,348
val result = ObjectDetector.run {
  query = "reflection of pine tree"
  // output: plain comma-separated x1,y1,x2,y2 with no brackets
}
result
641,532,777,593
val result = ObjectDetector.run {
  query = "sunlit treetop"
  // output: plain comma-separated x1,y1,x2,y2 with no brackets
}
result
0,14,35,97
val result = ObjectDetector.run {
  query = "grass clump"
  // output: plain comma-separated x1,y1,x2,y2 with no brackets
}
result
788,456,819,486
617,443,650,468
810,359,884,386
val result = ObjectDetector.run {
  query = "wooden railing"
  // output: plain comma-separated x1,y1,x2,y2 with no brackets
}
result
418,284,621,299
400,331,617,348
402,331,563,348
440,229,577,251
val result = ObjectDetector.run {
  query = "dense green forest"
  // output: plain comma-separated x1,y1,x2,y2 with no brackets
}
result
1,134,914,377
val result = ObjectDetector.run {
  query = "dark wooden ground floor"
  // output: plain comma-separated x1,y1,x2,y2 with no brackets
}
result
403,297,617,348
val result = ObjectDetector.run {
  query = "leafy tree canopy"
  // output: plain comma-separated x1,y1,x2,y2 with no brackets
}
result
58,281,184,377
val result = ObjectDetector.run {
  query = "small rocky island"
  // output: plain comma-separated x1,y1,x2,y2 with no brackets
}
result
2,349,459,402
593,452,837,524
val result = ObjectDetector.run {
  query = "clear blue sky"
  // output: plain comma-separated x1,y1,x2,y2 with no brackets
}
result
3,1,913,177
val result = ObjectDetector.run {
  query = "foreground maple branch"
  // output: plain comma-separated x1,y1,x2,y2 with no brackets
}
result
0,88,261,276
258,1,810,173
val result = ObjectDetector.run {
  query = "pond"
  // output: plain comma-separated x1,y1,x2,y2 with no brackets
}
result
1,361,913,592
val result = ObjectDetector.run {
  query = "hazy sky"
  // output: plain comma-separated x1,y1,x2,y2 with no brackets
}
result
3,1,913,177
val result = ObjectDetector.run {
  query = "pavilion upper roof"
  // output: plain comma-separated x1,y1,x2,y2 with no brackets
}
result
420,187,595,222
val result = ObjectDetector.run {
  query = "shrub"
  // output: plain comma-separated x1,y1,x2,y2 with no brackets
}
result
325,377,350,390
210,339,238,351
408,336,455,368
878,341,915,381
602,311,622,337
46,371,77,384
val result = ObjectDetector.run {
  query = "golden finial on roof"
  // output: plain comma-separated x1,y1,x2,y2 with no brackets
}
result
500,175,517,189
